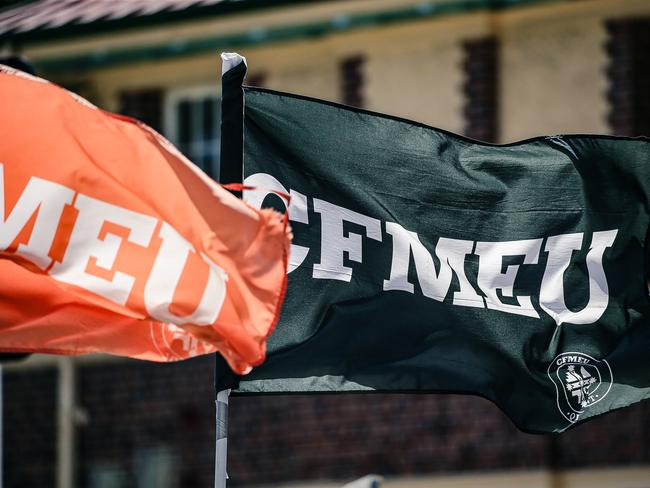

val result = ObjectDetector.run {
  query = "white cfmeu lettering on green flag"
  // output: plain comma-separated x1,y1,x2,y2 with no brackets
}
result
242,172,310,273
244,172,618,325
475,239,543,318
540,230,618,325
384,222,483,308
312,198,383,282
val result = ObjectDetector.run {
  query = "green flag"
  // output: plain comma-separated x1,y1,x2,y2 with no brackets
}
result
216,54,650,434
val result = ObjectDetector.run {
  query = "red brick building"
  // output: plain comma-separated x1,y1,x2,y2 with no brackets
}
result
2,0,650,486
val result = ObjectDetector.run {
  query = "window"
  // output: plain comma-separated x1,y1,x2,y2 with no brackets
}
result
119,88,163,133
462,37,499,143
340,55,365,108
605,18,650,137
164,86,221,179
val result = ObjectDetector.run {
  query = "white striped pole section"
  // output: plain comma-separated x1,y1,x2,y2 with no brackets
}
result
214,389,230,488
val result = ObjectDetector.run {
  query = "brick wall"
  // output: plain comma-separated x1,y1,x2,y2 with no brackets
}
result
4,369,57,487
76,357,216,488
228,394,547,485
4,357,216,488
227,394,650,485
4,360,650,486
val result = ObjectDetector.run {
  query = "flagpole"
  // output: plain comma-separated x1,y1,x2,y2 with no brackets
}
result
219,52,246,189
57,357,75,488
216,51,246,488
214,389,229,488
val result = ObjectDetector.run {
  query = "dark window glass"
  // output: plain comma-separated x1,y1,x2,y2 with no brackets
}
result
605,18,650,136
202,97,214,141
462,37,499,143
177,100,192,145
119,89,163,132
340,55,365,108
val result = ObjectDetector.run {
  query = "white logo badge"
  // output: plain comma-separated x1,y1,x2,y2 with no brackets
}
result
548,352,613,423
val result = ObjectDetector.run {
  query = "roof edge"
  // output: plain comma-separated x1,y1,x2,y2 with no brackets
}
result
1,0,334,44
32,0,559,74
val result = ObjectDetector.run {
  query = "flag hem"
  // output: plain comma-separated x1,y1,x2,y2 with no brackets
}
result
243,85,650,148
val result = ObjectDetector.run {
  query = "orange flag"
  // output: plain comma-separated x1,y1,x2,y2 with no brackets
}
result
0,65,291,374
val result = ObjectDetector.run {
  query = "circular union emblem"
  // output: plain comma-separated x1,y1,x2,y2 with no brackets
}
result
547,352,613,423
150,322,214,360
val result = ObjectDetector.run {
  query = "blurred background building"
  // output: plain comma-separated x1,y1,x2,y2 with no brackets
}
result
1,0,650,487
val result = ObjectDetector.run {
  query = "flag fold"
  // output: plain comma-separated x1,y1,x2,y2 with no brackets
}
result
216,54,650,433
0,65,291,374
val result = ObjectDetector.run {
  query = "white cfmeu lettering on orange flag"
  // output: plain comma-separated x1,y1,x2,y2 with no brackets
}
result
0,163,74,269
144,222,227,326
1,162,227,324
